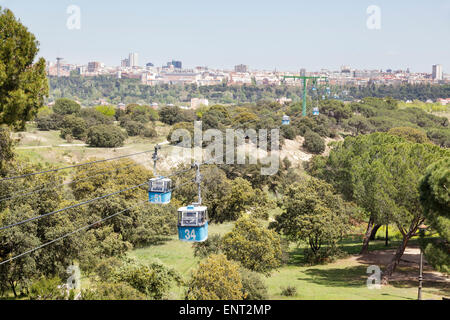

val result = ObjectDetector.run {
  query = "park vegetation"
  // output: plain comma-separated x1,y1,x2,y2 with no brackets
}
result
0,6,449,300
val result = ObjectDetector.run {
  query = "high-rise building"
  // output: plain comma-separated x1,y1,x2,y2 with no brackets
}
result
88,61,101,73
432,64,443,81
129,53,139,67
167,60,182,69
121,59,129,68
234,64,249,73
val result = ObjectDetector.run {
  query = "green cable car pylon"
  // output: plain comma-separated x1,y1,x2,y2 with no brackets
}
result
282,75,328,117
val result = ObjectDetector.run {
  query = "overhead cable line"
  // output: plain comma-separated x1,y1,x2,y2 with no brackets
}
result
0,159,151,203
0,180,193,266
0,145,170,183
0,166,193,232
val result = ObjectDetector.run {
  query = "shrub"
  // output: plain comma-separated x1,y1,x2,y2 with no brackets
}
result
388,127,430,144
193,234,222,258
86,125,127,148
124,121,145,137
281,286,297,297
240,269,268,300
28,276,68,300
36,113,63,131
303,131,326,154
186,254,245,300
53,98,81,115
427,128,450,148
142,127,157,138
80,108,114,126
95,105,116,118
222,216,282,275
81,282,146,300
60,115,87,140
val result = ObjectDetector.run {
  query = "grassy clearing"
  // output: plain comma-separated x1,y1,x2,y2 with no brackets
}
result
129,221,448,300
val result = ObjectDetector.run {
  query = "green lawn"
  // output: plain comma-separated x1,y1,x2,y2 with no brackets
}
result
129,224,448,300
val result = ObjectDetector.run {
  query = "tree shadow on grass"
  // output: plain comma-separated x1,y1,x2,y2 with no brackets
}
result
299,265,369,288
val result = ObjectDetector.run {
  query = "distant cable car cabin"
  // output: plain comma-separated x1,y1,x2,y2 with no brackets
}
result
148,177,172,204
177,204,208,242
312,107,320,116
282,115,290,125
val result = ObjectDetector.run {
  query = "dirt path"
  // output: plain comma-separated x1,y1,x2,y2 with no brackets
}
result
350,246,449,284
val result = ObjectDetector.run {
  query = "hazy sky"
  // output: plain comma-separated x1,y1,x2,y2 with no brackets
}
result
2,0,449,72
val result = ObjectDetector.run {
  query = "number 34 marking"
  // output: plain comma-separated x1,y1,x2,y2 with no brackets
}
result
185,229,196,240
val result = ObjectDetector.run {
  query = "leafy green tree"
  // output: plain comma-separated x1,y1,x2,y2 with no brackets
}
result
0,205,40,297
0,8,48,129
272,178,350,262
344,116,374,135
36,113,64,131
124,120,145,137
53,98,81,116
319,99,352,124
60,115,87,140
419,158,450,273
186,254,245,300
79,108,114,126
303,130,326,154
0,127,15,176
112,259,181,300
222,216,282,275
388,127,430,144
85,125,127,148
307,133,449,281
94,105,116,117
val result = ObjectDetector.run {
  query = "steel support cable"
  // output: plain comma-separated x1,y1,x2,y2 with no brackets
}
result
0,180,192,265
0,143,172,183
0,159,151,203
0,166,193,232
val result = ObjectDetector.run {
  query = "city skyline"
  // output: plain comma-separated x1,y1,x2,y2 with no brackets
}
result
2,0,449,72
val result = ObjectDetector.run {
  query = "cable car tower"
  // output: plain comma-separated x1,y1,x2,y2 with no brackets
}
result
282,75,328,117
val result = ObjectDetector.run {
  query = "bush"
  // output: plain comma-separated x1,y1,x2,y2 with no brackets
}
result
81,282,146,300
222,216,282,275
28,276,68,300
124,121,145,137
303,131,326,154
60,115,87,140
95,105,116,118
193,234,222,258
86,125,127,148
80,108,114,126
36,113,63,131
186,254,245,300
53,98,81,115
427,128,450,148
142,127,157,138
240,269,268,300
280,286,297,297
388,127,430,144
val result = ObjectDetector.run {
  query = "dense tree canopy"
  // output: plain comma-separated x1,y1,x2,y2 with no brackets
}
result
0,8,48,129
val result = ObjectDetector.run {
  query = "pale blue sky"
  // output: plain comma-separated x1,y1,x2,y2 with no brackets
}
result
2,0,449,72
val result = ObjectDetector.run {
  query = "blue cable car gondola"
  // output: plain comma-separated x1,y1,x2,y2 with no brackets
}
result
177,204,208,242
282,115,290,125
148,177,172,204
177,163,208,242
313,107,320,116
